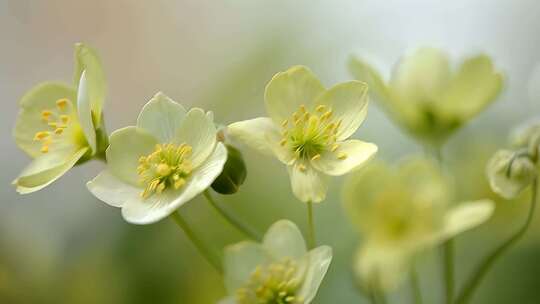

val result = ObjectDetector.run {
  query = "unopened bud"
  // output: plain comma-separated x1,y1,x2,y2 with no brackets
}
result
211,144,247,194
486,149,537,199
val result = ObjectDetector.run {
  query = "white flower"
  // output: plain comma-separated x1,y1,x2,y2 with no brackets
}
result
228,66,377,203
87,92,227,224
343,158,494,291
220,220,332,304
13,43,106,194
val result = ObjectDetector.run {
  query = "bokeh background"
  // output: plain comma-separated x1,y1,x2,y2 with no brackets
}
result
2,0,540,303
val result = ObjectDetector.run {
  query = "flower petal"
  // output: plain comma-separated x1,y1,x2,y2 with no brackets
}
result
437,200,494,242
14,147,88,194
87,170,141,208
14,82,79,158
486,150,536,199
264,66,325,124
223,241,271,294
136,92,187,143
354,243,411,291
391,48,451,104
314,81,369,140
287,163,328,203
262,220,307,260
73,43,106,125
77,70,97,153
106,126,158,185
121,143,227,224
176,108,217,168
439,54,503,120
312,140,377,176
297,245,332,303
217,297,237,304
349,57,392,107
227,117,279,157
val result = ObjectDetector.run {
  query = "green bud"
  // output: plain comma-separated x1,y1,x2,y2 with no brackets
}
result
486,149,537,199
211,144,247,194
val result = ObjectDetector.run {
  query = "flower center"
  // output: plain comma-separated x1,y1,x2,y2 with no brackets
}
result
33,98,75,153
280,105,347,171
137,143,193,198
236,259,303,304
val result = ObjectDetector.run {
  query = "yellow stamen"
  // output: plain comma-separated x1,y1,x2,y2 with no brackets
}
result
280,138,287,146
297,163,306,172
281,119,288,127
60,115,69,124
41,110,52,121
40,145,49,153
311,154,321,161
337,152,348,160
331,144,339,152
299,104,306,113
34,131,50,140
54,128,64,135
56,98,68,110
156,163,171,176
316,105,326,112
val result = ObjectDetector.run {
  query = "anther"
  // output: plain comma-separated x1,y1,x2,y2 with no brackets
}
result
316,105,326,112
60,115,70,124
331,144,339,152
40,145,49,153
41,110,52,121
56,98,68,110
34,131,50,140
281,119,288,127
337,152,348,160
54,128,64,135
311,154,321,161
156,163,171,176
299,104,306,113
297,163,306,172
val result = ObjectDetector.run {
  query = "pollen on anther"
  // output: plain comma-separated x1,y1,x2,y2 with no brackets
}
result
337,152,348,160
331,144,339,152
34,131,50,140
40,145,49,153
281,119,288,127
297,163,306,172
311,154,321,161
316,105,326,112
54,128,64,135
56,98,68,110
280,138,287,146
60,115,70,124
41,110,52,121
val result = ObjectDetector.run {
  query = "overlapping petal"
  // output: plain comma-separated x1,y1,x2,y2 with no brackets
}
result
227,117,280,157
262,220,307,260
175,108,217,168
312,140,377,176
288,164,328,203
136,92,187,143
74,43,106,125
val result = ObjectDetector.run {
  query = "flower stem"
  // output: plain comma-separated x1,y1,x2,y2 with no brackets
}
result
410,265,423,304
455,177,538,304
203,190,261,240
443,239,455,304
170,211,222,273
306,201,316,249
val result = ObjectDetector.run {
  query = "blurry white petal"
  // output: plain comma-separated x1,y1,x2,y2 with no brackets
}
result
175,108,217,168
297,245,333,303
87,170,141,208
263,220,307,260
223,241,270,294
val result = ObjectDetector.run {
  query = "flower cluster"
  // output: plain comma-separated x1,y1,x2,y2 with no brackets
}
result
13,44,533,304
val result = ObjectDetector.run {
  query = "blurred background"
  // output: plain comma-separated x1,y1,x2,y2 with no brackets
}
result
1,0,540,303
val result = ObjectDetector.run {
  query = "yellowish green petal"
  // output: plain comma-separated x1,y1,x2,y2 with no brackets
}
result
74,43,106,125
106,126,158,186
297,245,332,303
439,54,503,120
391,48,451,104
14,147,88,194
136,92,187,143
175,108,217,168
264,66,325,124
314,81,369,140
349,57,392,107
287,163,328,203
438,200,494,242
312,140,377,176
223,241,270,293
262,220,307,260
227,117,280,157
14,82,80,157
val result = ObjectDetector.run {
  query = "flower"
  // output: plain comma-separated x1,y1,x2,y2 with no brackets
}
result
12,43,106,194
342,158,494,291
486,150,537,199
220,220,332,304
228,66,377,203
349,48,503,146
87,92,227,224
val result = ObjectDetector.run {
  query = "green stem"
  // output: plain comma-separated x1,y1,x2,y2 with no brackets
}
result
368,289,378,304
443,239,455,304
410,265,423,304
306,201,316,249
203,190,261,240
455,177,538,304
170,211,222,273
376,290,388,304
